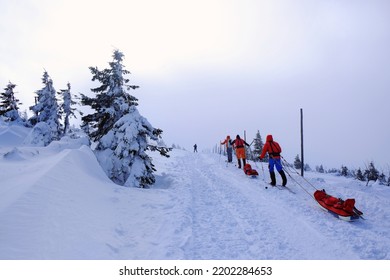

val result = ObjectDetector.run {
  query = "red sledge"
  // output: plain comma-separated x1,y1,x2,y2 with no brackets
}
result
244,163,259,177
314,189,363,221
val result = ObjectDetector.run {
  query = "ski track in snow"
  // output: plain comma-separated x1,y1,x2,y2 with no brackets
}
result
165,153,361,259
1,126,390,260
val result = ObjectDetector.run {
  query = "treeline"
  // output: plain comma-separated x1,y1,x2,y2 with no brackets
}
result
0,74,78,139
293,155,389,186
0,50,170,188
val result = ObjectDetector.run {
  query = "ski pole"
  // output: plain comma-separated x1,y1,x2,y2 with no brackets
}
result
261,161,266,182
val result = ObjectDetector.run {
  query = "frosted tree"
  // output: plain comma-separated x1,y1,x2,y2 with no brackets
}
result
58,83,79,135
252,130,265,161
364,161,379,185
294,154,302,169
28,71,61,145
355,168,365,181
316,165,325,173
340,165,349,177
81,50,169,188
0,81,23,122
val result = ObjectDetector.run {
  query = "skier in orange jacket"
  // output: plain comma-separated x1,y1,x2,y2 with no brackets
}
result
221,135,233,162
231,135,250,169
260,135,287,186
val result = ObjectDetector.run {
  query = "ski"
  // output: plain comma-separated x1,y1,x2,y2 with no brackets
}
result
274,184,296,194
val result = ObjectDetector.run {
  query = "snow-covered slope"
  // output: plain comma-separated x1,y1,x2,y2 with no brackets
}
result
0,124,389,260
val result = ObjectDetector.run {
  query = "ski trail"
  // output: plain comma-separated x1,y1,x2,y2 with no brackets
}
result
171,153,360,259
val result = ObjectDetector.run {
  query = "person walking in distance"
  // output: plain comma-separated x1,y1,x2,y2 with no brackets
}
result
259,135,287,186
220,135,233,162
231,135,250,169
193,144,198,153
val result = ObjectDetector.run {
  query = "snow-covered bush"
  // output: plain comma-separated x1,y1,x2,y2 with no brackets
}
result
23,122,52,146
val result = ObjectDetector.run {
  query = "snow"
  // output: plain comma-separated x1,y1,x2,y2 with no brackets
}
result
0,123,390,260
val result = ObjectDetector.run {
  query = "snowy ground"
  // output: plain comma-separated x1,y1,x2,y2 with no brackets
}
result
0,123,389,260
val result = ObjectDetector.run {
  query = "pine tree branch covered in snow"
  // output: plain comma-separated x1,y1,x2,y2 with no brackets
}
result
81,50,170,188
0,81,23,123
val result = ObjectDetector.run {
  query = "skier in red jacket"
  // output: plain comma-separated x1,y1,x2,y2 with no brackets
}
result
260,135,287,186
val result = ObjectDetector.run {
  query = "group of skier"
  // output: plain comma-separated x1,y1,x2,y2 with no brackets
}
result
220,134,287,187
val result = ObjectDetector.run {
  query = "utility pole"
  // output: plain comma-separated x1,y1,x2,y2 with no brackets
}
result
300,108,304,177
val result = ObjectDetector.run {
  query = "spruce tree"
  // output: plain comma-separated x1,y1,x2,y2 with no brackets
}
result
364,161,379,185
28,71,61,143
341,165,349,177
304,163,311,172
355,168,365,181
81,50,169,188
378,172,386,185
0,82,22,122
253,130,265,161
294,154,302,169
58,83,78,135
316,165,325,173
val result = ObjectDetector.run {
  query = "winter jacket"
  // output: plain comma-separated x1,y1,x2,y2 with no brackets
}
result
231,136,249,149
231,136,250,159
260,134,282,159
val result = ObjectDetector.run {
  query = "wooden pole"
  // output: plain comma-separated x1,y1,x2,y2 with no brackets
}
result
300,108,304,177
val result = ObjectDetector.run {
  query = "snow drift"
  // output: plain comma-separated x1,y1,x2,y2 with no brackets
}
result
0,123,389,260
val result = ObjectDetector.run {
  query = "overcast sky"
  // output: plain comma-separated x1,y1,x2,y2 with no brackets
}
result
1,0,389,170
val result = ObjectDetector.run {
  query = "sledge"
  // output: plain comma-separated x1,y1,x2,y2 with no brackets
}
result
244,163,259,178
314,189,363,222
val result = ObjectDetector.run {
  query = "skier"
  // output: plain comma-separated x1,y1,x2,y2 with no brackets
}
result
193,144,198,153
231,135,250,169
220,135,233,162
259,134,287,186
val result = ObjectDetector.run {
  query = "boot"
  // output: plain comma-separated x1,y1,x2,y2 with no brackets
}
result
243,158,246,166
279,170,287,186
238,159,242,169
270,171,276,186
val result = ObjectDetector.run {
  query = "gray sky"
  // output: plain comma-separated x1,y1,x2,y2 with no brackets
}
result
1,0,389,170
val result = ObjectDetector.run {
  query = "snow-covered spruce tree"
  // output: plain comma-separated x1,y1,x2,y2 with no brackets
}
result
355,168,365,181
364,161,379,186
81,50,169,188
58,82,79,135
316,165,325,173
340,165,349,177
28,71,61,145
294,154,302,169
0,81,23,123
252,130,265,161
378,172,386,185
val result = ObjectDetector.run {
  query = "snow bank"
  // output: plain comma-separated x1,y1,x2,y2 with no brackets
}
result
1,125,389,260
